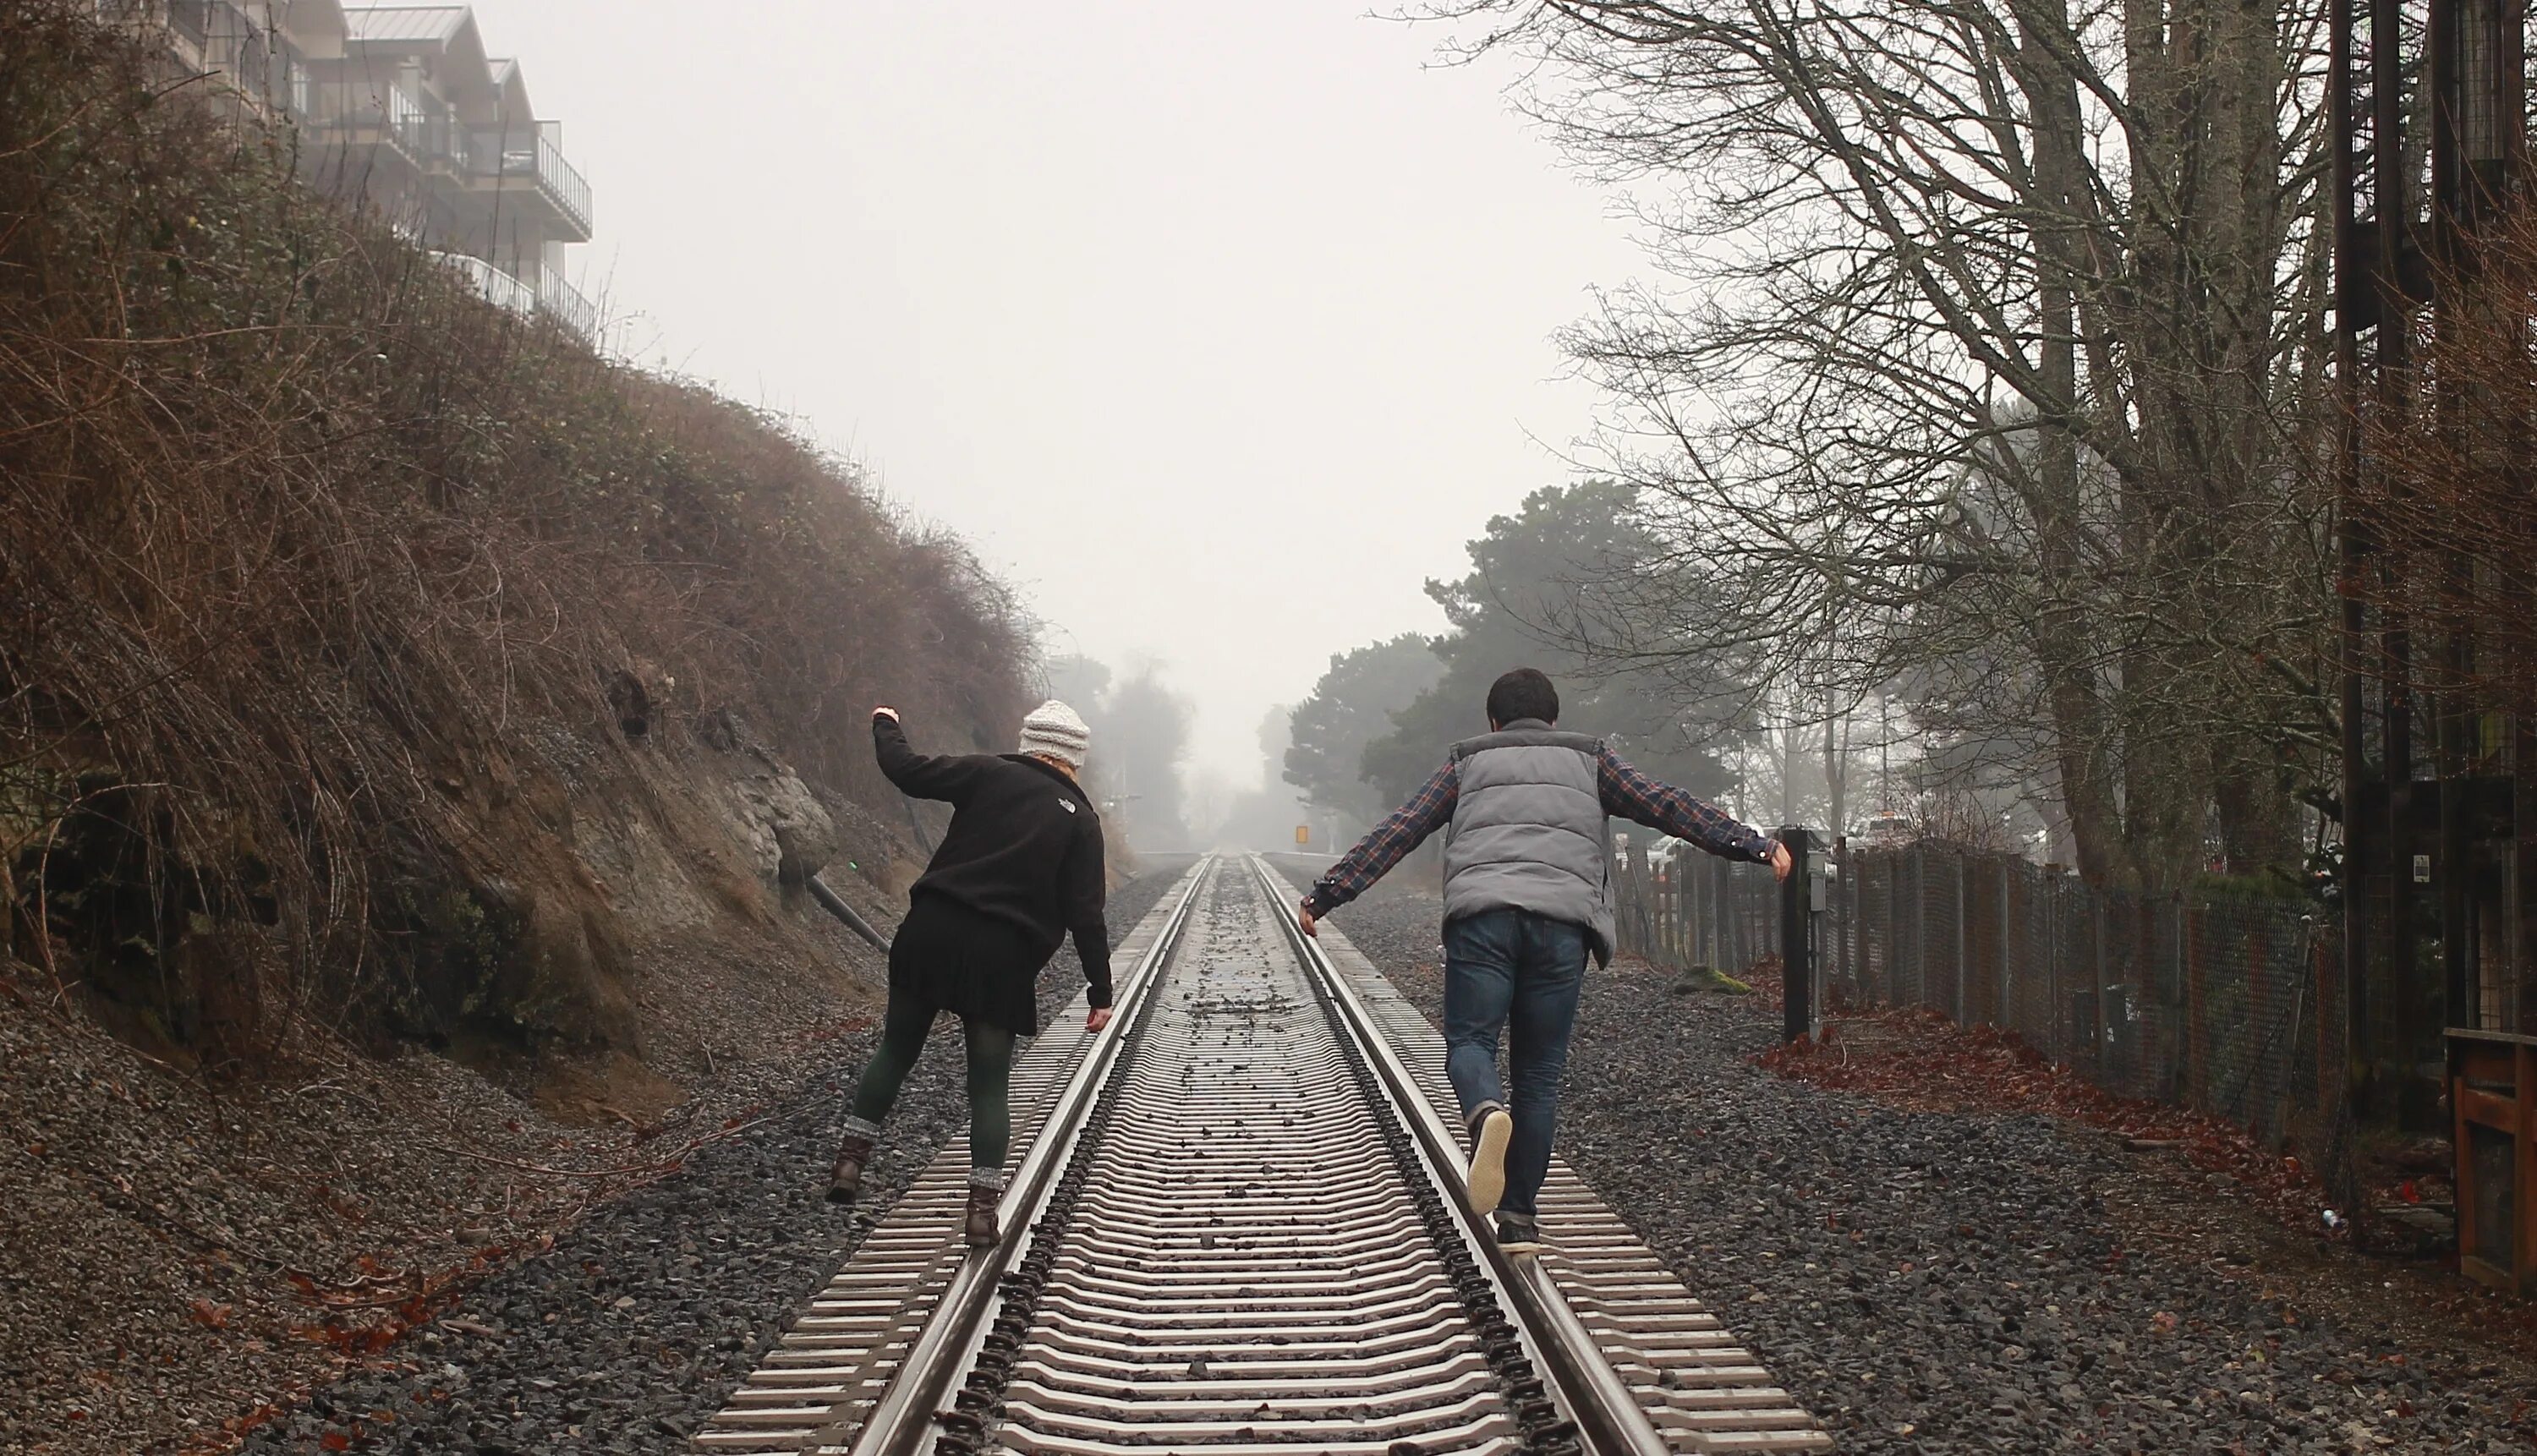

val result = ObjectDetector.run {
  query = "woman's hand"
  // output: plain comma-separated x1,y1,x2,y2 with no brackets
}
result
1086,1006,1114,1032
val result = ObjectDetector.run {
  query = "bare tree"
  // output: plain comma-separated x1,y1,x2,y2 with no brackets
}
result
1424,0,2339,888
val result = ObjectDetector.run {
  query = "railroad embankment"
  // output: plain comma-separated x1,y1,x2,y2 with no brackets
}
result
0,7,1047,1451
1280,865,2537,1455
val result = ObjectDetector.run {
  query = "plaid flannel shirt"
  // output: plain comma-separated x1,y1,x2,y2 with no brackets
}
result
1301,742,1776,917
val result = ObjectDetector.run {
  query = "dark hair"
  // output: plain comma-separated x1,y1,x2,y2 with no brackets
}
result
1486,668,1560,726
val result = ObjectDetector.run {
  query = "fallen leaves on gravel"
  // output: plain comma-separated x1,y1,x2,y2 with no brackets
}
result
189,1300,234,1330
1755,1007,2334,1240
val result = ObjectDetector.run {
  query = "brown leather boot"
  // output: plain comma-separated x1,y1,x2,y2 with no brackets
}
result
963,1179,1003,1248
825,1130,876,1204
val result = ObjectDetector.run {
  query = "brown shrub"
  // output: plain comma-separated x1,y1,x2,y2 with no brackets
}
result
0,2,1032,1055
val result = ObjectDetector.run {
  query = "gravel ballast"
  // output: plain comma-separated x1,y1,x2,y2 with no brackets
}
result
223,857,1194,1456
1285,865,2537,1456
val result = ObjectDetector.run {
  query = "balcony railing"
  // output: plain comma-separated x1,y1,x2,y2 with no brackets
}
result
535,272,597,342
271,79,595,240
433,252,535,315
534,134,593,238
375,83,425,153
432,255,596,344
312,84,473,172
465,129,594,238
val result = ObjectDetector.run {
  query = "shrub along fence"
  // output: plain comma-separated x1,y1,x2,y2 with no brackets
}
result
1610,838,2352,1184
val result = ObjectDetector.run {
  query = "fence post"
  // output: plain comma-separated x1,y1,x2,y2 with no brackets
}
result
1767,859,1779,962
2094,896,2110,1083
1701,855,1716,970
2045,871,2063,1059
1706,855,1720,971
1954,851,1970,1024
1729,855,1746,971
2171,896,2187,1101
2186,902,2205,1112
1694,854,1709,969
1834,837,1850,1002
1654,856,1668,963
1781,826,1811,1043
2000,859,2015,1035
1670,857,1684,965
1893,852,1904,1004
1707,853,1720,969
1908,845,1924,1008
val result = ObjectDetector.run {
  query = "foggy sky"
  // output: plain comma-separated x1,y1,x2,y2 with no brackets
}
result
470,2,1641,794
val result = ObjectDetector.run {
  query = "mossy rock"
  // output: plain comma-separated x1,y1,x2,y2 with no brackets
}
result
1669,966,1753,996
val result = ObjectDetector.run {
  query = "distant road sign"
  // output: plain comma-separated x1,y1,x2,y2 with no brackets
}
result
1295,825,1311,845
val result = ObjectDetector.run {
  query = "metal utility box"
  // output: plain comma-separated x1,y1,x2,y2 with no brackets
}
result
2447,1028,2536,1295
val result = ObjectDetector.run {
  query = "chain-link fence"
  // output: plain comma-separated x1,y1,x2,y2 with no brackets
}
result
1610,835,1781,977
1611,839,2354,1197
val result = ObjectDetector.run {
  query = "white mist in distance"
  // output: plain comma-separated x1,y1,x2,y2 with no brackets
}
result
469,2,1641,804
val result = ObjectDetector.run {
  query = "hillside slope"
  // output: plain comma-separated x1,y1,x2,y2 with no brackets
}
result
0,3,1024,1075
0,8,1053,1450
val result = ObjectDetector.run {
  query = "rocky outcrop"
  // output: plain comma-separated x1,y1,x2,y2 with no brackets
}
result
731,764,838,887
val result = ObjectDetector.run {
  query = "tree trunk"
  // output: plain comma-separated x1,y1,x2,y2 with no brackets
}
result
2019,0,2131,889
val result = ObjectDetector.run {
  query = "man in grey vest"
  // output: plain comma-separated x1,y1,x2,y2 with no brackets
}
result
1298,668,1791,1251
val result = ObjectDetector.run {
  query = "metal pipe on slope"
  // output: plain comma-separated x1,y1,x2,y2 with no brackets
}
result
806,872,891,955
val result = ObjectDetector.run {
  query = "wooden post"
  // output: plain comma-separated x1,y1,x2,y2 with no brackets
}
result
2447,1030,2537,1295
2187,905,2206,1111
1781,826,1811,1043
1959,852,1979,1020
2095,898,2111,1082
1999,859,2015,1032
1912,845,1929,1010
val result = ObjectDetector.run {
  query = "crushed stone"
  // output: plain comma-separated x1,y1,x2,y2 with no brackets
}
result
1290,866,2537,1455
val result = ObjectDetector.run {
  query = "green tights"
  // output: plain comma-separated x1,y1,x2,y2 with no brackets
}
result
849,996,1016,1174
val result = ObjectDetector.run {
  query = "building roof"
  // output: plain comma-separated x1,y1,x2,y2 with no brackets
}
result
271,0,348,53
342,5,509,123
487,58,534,122
342,6,471,44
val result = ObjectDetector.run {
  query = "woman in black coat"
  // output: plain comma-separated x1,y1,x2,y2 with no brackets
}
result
825,701,1112,1247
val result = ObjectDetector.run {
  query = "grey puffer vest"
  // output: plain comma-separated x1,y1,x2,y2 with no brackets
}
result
1442,722,1615,966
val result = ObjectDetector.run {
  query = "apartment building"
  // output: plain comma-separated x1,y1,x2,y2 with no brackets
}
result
107,1,597,340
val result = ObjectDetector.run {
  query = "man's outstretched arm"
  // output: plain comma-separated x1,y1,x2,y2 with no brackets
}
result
1298,762,1458,933
1598,748,1794,880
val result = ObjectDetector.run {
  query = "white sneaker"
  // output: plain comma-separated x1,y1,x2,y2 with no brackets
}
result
1466,1106,1512,1216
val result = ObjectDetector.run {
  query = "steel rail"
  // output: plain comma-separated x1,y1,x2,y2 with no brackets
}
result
1244,854,1674,1456
829,856,1212,1456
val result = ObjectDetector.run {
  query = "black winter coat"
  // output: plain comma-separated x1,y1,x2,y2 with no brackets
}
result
873,716,1112,1014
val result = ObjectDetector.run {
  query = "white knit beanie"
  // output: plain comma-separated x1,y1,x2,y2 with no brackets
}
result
1017,700,1091,769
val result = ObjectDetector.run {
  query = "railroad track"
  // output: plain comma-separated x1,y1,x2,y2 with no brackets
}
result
701,857,1827,1455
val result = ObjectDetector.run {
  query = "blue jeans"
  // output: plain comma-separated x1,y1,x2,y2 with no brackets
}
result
1442,909,1589,1218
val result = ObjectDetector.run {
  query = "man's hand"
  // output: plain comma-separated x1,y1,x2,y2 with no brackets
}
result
872,705,901,722
1767,841,1794,883
1086,1006,1114,1032
1297,900,1318,938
